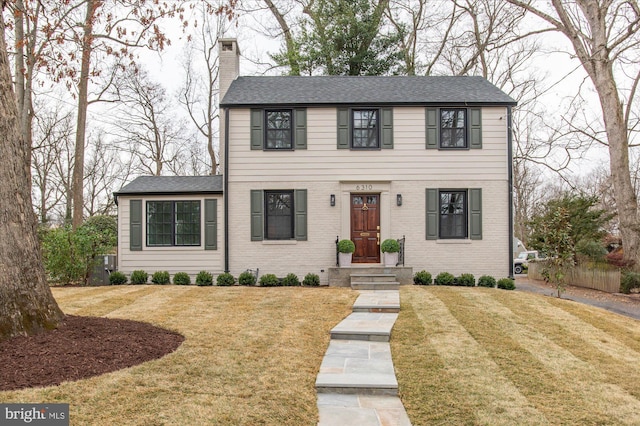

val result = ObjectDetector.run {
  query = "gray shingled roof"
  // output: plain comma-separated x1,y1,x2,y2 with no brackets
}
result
220,76,516,107
114,175,223,197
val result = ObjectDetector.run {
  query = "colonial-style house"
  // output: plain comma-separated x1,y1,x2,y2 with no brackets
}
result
114,38,516,285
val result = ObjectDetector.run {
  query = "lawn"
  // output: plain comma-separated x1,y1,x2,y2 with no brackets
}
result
393,286,640,426
3,285,639,425
0,285,356,425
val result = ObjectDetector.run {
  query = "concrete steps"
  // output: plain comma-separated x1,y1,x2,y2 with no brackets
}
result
353,290,400,313
350,273,399,291
330,312,398,342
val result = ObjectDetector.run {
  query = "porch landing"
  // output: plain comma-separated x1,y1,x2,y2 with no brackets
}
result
328,266,413,287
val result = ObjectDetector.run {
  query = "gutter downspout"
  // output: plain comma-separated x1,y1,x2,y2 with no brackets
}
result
507,106,514,279
224,107,230,273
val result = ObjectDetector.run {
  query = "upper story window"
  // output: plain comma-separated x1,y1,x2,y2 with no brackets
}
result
265,110,293,149
352,109,379,149
439,190,467,239
147,201,201,246
251,108,306,151
440,109,467,148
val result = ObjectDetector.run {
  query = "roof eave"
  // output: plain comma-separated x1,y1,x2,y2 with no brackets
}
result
220,100,518,108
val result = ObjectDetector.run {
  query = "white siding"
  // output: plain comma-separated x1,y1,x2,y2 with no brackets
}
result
117,194,224,280
225,105,511,282
227,107,508,181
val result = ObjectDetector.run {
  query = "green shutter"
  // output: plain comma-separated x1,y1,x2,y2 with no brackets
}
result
294,189,307,241
250,109,263,150
381,108,393,149
426,189,438,240
469,108,482,149
469,188,482,240
337,108,350,149
426,108,439,149
250,190,264,241
294,109,307,149
130,199,142,251
204,199,217,250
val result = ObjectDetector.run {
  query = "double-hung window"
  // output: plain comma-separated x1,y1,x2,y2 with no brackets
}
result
426,188,481,240
265,190,294,239
147,201,201,246
440,109,467,148
265,110,293,149
439,190,467,239
352,109,379,149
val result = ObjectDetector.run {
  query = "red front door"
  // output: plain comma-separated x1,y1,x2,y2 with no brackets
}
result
351,194,380,263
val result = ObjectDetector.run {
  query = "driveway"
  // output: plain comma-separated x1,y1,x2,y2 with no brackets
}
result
515,276,640,321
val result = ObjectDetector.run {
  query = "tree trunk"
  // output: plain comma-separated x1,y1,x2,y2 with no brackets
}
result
0,4,64,342
593,64,640,267
72,0,100,229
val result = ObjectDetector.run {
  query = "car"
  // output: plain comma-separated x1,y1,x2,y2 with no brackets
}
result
513,250,543,274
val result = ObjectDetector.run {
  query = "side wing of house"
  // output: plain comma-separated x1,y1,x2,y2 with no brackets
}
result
117,193,223,279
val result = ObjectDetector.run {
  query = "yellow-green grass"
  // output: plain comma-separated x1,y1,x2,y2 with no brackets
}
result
0,285,356,425
393,286,640,426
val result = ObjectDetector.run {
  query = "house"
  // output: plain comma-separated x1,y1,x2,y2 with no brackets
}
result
114,38,516,285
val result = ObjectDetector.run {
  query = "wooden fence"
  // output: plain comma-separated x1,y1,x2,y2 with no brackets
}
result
528,261,621,293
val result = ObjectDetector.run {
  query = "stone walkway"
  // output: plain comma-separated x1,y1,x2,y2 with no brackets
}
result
315,289,411,426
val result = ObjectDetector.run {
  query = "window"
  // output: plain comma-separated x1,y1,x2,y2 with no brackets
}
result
352,109,379,148
440,109,467,148
146,201,201,246
251,189,307,241
439,191,467,239
265,110,293,149
265,191,294,239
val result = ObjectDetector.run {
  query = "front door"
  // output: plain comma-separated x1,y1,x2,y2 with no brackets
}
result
351,194,380,263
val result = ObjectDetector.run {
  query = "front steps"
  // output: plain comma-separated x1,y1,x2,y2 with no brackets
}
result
328,266,413,287
350,273,399,291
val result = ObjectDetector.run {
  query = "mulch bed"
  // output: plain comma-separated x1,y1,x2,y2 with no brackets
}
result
0,315,184,391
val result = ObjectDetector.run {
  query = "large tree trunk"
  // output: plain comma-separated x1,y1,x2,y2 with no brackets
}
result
0,3,65,342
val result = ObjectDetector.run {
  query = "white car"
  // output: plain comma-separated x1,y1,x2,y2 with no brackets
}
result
513,251,542,274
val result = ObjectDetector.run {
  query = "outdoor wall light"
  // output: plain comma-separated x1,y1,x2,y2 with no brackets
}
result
397,194,403,206
330,194,336,206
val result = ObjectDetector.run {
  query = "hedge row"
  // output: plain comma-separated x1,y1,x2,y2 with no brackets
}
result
412,270,515,290
109,270,322,287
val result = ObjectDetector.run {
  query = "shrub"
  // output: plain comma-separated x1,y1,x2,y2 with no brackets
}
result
434,272,455,286
576,239,607,262
173,272,191,286
457,273,475,287
303,273,320,286
109,271,127,285
497,277,516,290
380,238,400,253
413,270,432,285
477,275,497,288
151,271,170,285
260,273,280,287
620,272,640,294
238,271,257,286
41,216,117,285
196,271,214,286
216,273,235,286
281,273,300,286
337,239,355,253
130,270,148,285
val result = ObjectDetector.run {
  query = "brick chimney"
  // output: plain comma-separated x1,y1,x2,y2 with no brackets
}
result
218,39,240,102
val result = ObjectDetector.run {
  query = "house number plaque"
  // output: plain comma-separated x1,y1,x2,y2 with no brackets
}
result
355,184,373,191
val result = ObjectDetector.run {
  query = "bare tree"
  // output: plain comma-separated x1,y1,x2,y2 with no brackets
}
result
31,101,75,224
0,1,64,341
84,130,132,216
507,0,640,267
179,3,231,175
113,68,185,176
